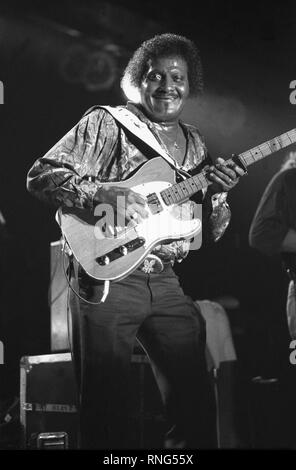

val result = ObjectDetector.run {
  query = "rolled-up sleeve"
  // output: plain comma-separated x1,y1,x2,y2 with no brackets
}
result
27,108,119,210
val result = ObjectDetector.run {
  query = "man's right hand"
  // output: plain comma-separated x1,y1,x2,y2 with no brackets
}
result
94,186,149,222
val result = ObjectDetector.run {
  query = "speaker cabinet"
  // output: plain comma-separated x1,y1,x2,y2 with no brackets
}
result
20,352,164,449
50,240,70,352
20,353,78,449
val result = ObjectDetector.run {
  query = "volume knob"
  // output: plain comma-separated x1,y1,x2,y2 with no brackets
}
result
119,246,128,255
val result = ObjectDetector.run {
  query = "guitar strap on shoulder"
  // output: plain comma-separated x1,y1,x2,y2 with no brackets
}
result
100,105,185,174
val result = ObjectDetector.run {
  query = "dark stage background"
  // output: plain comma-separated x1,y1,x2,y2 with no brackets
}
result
0,0,296,448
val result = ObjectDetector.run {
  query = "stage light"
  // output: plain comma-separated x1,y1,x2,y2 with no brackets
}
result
59,44,89,84
83,50,117,92
59,45,117,91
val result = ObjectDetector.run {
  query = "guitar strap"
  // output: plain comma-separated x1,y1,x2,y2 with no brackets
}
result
99,105,189,177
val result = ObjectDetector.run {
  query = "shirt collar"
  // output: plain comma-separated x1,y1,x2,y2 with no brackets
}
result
126,101,187,136
126,102,152,127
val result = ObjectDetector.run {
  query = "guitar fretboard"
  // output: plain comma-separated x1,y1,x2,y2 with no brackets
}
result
161,128,296,206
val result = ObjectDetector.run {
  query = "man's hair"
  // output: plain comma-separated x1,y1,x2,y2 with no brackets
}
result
120,33,203,101
281,151,296,171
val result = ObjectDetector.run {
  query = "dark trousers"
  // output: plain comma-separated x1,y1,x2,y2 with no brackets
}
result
70,264,216,449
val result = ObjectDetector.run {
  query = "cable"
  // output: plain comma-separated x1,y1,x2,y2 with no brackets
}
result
61,236,110,306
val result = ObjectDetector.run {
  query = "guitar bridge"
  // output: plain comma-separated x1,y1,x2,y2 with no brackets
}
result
96,237,145,265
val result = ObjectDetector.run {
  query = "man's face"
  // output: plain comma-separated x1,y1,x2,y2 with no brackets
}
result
140,56,189,122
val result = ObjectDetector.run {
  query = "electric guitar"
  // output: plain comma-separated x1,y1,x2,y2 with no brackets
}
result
57,129,296,282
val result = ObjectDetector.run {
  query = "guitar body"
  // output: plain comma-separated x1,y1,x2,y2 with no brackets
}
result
58,157,201,281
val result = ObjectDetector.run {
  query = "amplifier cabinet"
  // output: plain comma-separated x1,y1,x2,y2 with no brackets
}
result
20,353,78,449
50,240,70,352
20,352,164,449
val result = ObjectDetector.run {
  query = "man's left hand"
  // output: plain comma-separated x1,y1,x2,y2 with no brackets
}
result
207,157,246,194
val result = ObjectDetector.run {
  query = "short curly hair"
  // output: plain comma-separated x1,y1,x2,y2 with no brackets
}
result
120,33,203,101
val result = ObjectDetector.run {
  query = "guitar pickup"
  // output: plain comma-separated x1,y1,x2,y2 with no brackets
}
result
147,193,163,215
96,237,145,265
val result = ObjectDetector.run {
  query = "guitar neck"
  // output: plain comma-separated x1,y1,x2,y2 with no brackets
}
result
160,128,296,206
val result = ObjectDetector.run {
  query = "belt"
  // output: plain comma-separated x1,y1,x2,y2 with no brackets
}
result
137,254,171,274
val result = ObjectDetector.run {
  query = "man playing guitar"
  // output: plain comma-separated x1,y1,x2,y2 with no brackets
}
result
27,33,245,449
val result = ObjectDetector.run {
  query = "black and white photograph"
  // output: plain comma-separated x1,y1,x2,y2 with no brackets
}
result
0,0,296,459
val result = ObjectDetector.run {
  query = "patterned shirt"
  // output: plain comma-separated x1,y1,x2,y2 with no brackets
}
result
27,102,231,263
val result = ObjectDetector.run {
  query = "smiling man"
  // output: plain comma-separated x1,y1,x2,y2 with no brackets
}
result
140,56,189,119
27,33,244,449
